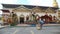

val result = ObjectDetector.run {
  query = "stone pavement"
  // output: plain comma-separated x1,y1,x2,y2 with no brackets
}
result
16,24,60,27
0,24,60,28
0,25,60,34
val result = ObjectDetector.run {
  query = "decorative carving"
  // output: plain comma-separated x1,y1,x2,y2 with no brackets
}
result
45,8,55,13
12,5,30,12
32,7,43,12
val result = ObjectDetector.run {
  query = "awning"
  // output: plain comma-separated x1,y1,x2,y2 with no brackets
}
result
2,10,10,13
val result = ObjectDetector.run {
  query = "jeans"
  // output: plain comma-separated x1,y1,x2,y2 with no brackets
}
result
40,24,43,29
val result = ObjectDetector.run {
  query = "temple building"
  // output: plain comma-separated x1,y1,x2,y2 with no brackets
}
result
0,0,60,24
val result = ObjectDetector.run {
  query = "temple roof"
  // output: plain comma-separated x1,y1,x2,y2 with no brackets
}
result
2,4,59,10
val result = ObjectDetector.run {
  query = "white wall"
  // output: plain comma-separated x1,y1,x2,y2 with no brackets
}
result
15,12,57,21
15,12,30,21
15,12,57,18
15,12,30,17
36,13,56,17
0,10,2,14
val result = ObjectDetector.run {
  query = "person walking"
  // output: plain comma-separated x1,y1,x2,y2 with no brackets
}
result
39,19,44,29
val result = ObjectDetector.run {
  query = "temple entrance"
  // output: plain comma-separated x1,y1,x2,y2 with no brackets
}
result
20,14,24,24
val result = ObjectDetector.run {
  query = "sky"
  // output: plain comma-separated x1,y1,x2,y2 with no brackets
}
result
0,0,60,9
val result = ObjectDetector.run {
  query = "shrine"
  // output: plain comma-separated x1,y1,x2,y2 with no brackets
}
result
1,0,60,24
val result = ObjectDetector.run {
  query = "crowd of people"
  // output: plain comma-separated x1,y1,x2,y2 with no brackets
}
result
2,11,60,26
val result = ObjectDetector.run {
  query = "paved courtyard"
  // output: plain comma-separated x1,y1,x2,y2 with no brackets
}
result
0,25,60,34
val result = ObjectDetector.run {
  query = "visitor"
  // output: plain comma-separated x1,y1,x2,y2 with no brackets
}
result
39,19,44,29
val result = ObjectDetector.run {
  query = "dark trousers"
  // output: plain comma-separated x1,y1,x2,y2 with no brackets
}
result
40,24,43,29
